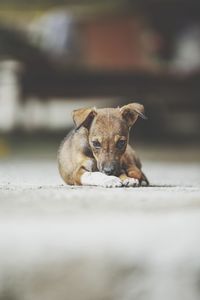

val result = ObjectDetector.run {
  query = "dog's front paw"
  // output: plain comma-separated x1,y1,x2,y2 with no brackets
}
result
81,172,122,187
122,177,139,187
101,175,122,188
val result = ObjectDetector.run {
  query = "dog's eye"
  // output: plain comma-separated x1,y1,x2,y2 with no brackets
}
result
116,139,126,149
92,140,101,149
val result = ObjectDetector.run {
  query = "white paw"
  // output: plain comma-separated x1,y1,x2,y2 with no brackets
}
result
122,177,139,187
100,175,122,188
81,172,122,187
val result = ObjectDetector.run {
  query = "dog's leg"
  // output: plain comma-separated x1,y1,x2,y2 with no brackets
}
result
119,173,139,187
72,157,122,187
81,171,122,187
126,166,149,186
74,168,121,188
120,146,149,186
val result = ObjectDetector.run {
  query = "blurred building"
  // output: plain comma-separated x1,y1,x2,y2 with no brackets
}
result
0,0,199,140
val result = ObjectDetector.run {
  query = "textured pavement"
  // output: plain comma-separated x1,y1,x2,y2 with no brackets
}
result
0,156,200,300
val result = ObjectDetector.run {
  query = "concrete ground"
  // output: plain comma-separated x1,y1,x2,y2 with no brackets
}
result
0,146,200,300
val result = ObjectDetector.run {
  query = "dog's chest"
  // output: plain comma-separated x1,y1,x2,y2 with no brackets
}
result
85,158,97,172
83,145,97,171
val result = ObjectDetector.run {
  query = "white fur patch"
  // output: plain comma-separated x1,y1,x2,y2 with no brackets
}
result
81,172,122,188
122,177,139,187
84,159,96,172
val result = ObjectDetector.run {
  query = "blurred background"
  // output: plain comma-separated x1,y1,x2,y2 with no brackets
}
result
0,3,200,300
0,0,200,160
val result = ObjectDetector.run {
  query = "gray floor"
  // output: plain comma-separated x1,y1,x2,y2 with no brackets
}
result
0,159,200,215
0,152,200,300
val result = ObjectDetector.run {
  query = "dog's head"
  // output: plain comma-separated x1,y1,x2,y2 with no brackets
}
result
73,103,146,175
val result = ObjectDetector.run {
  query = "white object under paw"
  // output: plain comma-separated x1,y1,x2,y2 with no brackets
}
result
81,172,122,187
122,177,139,187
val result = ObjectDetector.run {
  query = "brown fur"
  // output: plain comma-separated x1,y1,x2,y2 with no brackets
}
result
58,103,149,186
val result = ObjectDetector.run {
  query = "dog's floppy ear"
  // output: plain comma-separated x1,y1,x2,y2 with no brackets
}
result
120,103,147,127
72,107,97,130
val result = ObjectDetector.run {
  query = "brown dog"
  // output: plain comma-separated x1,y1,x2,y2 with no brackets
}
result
58,103,149,187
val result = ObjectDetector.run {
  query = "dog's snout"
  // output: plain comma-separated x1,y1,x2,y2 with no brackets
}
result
102,164,116,175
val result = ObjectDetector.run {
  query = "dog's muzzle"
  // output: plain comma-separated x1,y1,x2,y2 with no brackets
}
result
100,162,119,176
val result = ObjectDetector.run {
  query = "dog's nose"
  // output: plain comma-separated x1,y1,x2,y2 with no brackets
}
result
102,165,115,175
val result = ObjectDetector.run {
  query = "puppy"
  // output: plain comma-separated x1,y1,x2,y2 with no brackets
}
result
58,103,149,187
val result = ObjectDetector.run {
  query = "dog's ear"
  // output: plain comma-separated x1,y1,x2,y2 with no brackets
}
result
72,108,97,130
120,103,147,127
